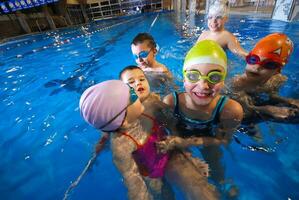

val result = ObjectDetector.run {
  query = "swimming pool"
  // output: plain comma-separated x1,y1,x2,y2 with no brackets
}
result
0,12,298,200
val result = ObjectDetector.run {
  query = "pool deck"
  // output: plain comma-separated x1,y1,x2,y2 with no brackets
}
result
198,5,273,18
0,7,274,44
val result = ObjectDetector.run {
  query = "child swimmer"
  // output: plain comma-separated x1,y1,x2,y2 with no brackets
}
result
79,80,173,200
131,33,175,96
229,33,298,123
197,1,248,58
160,40,243,197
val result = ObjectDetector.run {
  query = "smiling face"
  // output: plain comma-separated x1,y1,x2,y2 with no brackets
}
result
121,68,151,102
207,15,227,32
131,41,156,68
184,63,225,106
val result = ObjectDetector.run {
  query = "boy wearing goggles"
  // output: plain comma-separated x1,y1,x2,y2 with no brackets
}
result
131,33,169,73
230,33,298,123
119,65,219,200
160,40,243,198
197,1,248,58
131,33,174,96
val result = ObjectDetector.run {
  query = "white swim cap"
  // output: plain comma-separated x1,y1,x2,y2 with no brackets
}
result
208,0,229,17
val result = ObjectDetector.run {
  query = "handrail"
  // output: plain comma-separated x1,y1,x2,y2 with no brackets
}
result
35,19,42,32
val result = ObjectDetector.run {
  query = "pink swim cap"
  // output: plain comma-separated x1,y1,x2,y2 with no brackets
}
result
79,80,130,132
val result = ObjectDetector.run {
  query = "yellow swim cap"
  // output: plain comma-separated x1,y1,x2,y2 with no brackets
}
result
184,40,227,75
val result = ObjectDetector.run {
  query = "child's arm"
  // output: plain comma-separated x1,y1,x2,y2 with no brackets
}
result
227,32,248,58
265,74,298,108
217,99,244,141
241,91,298,122
111,135,152,200
251,104,298,122
157,135,226,153
269,94,299,108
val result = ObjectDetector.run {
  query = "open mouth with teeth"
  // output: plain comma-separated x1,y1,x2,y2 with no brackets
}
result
193,92,212,98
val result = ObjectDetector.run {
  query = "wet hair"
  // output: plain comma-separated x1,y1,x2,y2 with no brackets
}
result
131,33,157,49
119,65,144,79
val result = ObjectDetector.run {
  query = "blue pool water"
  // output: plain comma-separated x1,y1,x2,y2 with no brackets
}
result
0,12,299,200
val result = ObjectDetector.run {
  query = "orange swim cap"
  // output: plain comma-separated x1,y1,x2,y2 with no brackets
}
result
251,33,293,66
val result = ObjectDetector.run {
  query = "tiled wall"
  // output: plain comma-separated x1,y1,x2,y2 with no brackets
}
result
272,0,297,21
290,1,299,21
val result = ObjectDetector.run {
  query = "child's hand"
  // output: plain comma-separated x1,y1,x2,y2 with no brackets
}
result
255,105,297,120
271,107,297,120
288,99,299,108
156,136,183,154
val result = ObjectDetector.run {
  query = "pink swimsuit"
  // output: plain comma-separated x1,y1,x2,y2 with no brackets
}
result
121,114,169,178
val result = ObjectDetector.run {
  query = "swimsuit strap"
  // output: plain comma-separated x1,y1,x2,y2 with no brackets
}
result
172,92,180,115
141,113,158,130
173,92,228,123
142,113,164,137
214,96,229,123
121,132,142,149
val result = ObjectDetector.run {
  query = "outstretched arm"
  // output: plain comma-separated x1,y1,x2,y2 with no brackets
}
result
227,33,248,58
111,135,152,200
270,94,299,108
157,136,226,153
251,104,298,122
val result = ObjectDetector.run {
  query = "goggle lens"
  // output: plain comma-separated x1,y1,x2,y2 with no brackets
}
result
246,54,260,65
261,61,282,70
185,71,200,82
209,72,223,83
133,50,150,60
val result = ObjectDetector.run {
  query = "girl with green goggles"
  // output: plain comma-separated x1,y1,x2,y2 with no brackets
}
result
161,40,243,198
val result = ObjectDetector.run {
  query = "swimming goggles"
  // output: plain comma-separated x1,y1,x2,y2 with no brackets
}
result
246,53,283,70
100,86,139,131
207,15,223,20
133,49,152,60
183,70,225,84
